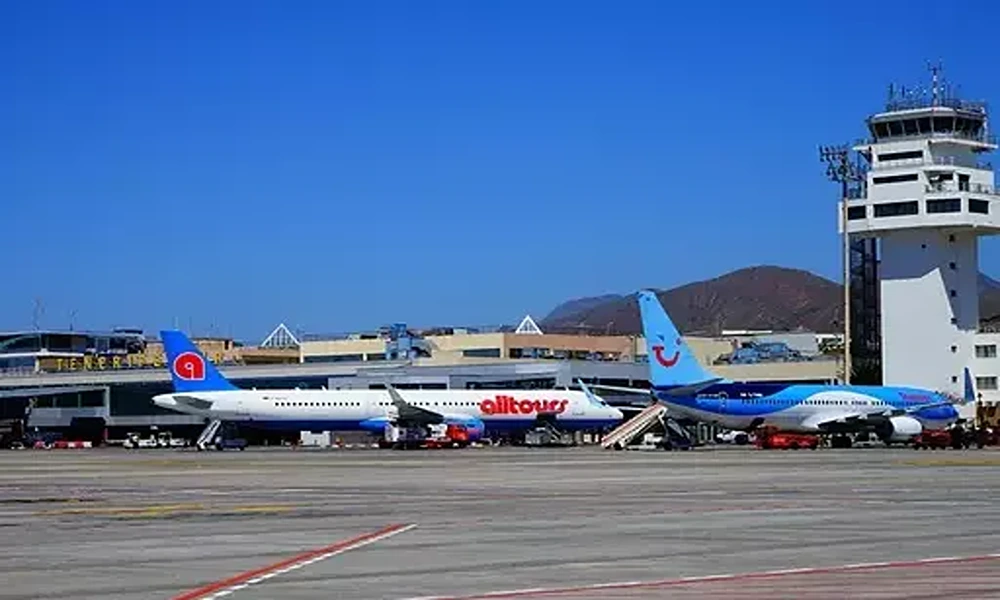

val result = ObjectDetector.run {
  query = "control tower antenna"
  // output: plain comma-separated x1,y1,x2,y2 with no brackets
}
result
929,60,943,106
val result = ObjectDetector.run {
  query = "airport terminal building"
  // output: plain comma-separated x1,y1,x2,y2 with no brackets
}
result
0,320,841,442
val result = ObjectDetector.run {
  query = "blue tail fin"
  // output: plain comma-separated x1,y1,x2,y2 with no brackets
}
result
637,290,717,388
160,330,238,392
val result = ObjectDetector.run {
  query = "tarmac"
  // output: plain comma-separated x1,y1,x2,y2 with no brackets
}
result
1,445,999,600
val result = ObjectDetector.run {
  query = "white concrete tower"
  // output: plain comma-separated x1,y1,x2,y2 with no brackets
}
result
842,67,999,395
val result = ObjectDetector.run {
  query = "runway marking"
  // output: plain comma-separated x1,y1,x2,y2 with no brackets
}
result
399,552,1000,600
172,522,417,600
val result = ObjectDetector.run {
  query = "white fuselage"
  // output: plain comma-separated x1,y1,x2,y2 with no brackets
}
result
153,388,623,434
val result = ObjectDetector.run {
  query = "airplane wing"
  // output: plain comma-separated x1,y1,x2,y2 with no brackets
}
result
586,384,653,396
800,410,878,431
658,378,726,397
385,384,446,426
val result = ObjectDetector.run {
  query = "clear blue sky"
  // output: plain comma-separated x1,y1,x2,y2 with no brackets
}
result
4,0,999,340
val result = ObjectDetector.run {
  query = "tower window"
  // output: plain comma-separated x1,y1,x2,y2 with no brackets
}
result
970,199,990,214
873,201,919,217
873,173,919,184
951,345,957,353
952,376,959,384
927,198,961,213
950,290,957,298
950,262,957,270
976,344,997,358
878,150,923,162
949,234,956,242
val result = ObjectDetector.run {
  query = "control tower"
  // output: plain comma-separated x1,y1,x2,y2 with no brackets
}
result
841,66,998,394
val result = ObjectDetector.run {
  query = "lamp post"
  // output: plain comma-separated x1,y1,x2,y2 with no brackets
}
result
820,144,863,384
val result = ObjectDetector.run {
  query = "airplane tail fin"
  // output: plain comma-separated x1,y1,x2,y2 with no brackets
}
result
637,290,717,388
159,330,238,393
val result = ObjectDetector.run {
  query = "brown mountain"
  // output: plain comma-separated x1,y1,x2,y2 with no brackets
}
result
542,266,1000,336
541,266,842,336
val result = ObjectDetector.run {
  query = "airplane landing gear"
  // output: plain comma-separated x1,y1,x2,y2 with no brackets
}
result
830,434,853,449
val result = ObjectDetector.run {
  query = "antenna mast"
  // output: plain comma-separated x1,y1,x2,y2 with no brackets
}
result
929,60,943,106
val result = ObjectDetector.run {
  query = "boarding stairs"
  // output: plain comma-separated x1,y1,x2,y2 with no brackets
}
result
525,418,572,446
601,403,668,450
196,419,222,451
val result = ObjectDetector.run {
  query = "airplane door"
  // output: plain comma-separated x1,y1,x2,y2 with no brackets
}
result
572,397,585,416
236,399,250,419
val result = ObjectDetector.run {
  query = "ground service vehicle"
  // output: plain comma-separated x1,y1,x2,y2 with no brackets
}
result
755,428,820,450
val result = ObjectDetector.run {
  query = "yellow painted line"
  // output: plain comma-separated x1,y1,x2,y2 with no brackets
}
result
35,503,296,518
37,502,205,516
897,457,1000,467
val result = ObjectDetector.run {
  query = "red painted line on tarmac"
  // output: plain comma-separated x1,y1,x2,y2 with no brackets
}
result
402,552,1000,600
173,523,416,600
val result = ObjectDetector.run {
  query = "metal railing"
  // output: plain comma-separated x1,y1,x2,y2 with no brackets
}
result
857,131,998,147
926,182,1000,196
875,155,993,170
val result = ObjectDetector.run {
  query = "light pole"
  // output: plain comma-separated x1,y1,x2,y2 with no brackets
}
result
820,144,863,384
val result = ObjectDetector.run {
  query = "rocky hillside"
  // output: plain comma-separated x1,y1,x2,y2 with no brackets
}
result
540,266,1000,336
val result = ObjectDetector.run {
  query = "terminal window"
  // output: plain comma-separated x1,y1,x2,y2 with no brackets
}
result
976,376,998,390
975,344,997,358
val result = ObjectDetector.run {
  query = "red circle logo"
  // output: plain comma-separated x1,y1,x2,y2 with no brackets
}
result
173,352,206,381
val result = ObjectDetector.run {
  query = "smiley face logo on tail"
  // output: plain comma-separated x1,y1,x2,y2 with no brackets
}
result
172,351,206,381
651,335,681,368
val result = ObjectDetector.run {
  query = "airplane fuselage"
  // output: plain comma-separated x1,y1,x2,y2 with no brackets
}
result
154,388,623,434
655,382,960,433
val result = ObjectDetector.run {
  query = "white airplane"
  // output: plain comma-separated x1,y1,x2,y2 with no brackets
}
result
152,330,623,443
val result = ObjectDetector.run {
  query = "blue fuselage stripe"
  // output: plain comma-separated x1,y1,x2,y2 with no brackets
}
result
233,418,618,434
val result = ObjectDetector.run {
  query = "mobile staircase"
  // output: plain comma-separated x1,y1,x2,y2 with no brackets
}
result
195,419,222,451
601,403,668,450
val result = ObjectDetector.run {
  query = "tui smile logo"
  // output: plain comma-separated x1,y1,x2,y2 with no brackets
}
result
651,335,681,368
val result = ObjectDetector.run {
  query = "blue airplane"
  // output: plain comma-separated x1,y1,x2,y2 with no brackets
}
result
603,290,968,445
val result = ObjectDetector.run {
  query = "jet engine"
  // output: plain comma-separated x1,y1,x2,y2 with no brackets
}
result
443,415,485,442
877,415,923,443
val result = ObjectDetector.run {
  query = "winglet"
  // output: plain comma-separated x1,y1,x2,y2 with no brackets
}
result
576,379,608,407
964,367,976,404
385,383,407,407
